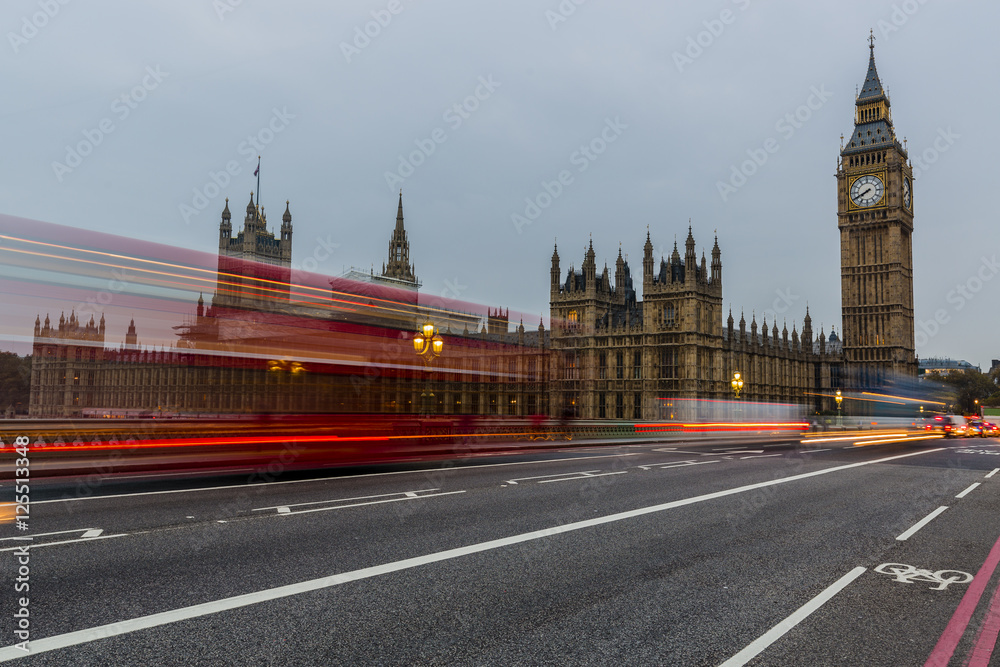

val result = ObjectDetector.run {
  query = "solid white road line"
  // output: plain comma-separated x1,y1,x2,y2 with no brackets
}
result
637,460,720,471
272,491,468,516
740,454,782,460
251,489,442,512
718,567,867,667
957,483,982,499
986,468,1000,479
0,533,132,553
31,453,640,506
896,506,949,541
538,471,628,484
0,447,944,661
0,528,100,541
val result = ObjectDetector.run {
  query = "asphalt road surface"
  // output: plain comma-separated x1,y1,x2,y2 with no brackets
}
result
4,433,1000,665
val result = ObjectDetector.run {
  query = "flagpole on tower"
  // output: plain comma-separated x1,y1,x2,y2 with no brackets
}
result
254,156,261,220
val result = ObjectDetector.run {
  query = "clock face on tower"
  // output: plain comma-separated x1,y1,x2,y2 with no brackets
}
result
850,174,884,207
903,177,911,209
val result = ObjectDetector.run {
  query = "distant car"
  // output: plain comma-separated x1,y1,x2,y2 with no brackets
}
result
926,414,968,437
967,419,986,437
983,422,999,437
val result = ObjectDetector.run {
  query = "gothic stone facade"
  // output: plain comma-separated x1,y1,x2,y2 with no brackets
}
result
548,230,843,420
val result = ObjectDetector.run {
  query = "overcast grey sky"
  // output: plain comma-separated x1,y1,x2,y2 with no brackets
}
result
1,0,997,369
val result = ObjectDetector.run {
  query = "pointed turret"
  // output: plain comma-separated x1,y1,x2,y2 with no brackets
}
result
802,306,813,350
583,238,597,291
220,197,232,245
643,230,654,284
125,318,137,349
33,315,40,337
684,225,696,283
381,191,416,285
550,241,561,295
711,235,722,285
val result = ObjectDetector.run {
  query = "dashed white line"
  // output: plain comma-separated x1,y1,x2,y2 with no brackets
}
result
0,533,132,553
266,491,467,516
986,468,999,479
719,567,867,667
740,454,782,460
957,483,981,499
539,471,627,484
897,506,949,541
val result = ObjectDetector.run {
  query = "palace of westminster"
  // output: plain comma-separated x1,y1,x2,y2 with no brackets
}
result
28,43,918,420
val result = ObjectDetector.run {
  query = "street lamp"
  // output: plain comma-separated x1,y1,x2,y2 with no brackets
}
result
731,371,743,399
975,399,980,417
835,389,843,428
414,322,444,414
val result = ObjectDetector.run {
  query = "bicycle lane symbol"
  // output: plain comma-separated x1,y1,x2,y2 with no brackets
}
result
874,563,974,591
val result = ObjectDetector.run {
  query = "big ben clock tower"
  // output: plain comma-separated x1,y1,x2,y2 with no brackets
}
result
837,34,916,389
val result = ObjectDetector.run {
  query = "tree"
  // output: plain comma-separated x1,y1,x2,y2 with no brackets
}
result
0,353,31,415
929,369,997,414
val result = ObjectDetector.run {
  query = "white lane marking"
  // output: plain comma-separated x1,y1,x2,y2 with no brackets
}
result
740,454,782,460
31,453,640,506
0,448,943,661
800,448,831,454
719,567,868,667
538,471,627,484
80,529,103,539
652,448,710,455
638,460,721,471
897,506,949,541
0,528,100,542
506,471,601,484
0,533,132,553
717,449,765,454
252,489,442,512
271,491,467,516
956,483,981,499
277,507,290,515
987,468,1000,479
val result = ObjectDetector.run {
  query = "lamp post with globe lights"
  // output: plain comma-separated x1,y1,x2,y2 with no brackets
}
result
413,322,444,414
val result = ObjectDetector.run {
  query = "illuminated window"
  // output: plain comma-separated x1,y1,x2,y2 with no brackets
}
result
567,310,578,323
